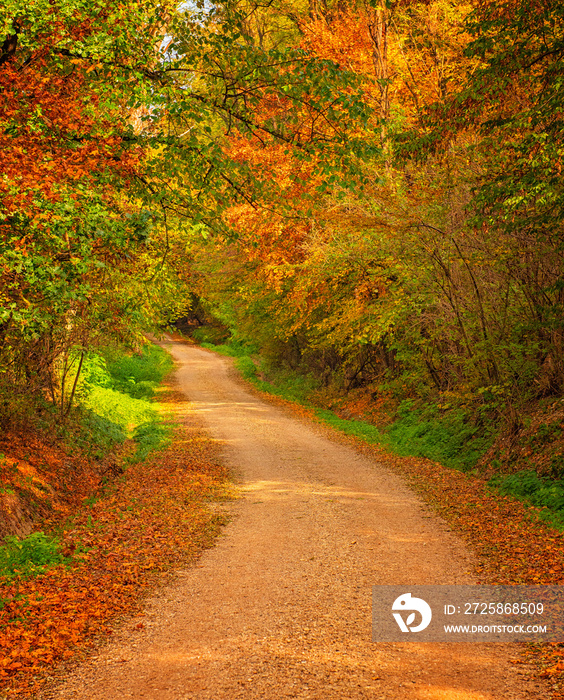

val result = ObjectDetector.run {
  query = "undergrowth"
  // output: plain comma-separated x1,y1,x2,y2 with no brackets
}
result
489,471,564,531
103,344,174,399
385,400,494,472
0,343,174,581
0,532,66,583
78,343,174,461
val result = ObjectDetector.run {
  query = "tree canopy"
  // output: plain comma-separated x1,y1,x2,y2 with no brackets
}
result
1,0,563,418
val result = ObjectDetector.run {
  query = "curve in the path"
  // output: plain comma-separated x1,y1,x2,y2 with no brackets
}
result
49,341,547,700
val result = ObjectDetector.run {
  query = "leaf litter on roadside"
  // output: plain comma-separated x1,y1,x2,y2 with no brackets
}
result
0,389,231,698
2,383,564,698
349,431,564,697
255,390,564,699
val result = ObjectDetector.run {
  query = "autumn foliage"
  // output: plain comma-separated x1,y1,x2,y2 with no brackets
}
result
187,0,564,420
0,389,228,697
2,0,564,695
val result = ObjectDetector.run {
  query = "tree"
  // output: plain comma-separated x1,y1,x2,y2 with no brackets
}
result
0,0,373,415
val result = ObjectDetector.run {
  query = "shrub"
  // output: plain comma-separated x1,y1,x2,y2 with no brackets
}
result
490,470,564,529
385,401,494,472
0,532,65,581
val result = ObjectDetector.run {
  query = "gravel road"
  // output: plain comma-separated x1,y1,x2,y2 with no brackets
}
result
46,340,549,700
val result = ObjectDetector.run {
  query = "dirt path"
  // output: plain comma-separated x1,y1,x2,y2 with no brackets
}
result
46,341,548,700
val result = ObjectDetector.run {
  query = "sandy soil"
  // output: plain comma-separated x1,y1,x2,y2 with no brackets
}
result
42,340,549,700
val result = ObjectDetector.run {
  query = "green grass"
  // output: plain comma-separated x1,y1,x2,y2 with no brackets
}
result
201,340,258,359
384,401,494,472
102,344,174,399
313,409,384,443
70,411,128,458
0,532,66,582
313,403,492,472
489,470,564,530
77,343,173,461
82,386,156,436
131,420,172,463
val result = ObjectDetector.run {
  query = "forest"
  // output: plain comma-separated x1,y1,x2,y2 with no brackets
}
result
2,0,563,478
1,0,564,694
